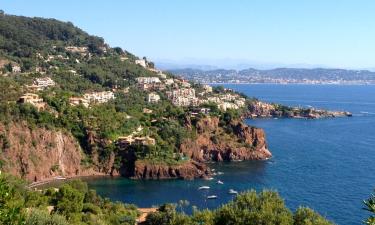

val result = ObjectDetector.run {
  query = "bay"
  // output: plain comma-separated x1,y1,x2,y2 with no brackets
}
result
87,84,375,225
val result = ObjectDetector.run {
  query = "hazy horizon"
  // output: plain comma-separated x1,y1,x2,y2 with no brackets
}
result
3,0,375,70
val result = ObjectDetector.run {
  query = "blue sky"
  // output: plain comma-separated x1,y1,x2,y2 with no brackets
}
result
2,0,375,69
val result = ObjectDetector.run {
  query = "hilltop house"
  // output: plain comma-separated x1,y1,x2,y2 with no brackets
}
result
135,59,147,68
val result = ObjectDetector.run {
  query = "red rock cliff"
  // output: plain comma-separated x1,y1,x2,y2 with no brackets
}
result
131,160,210,180
180,117,271,162
0,122,97,182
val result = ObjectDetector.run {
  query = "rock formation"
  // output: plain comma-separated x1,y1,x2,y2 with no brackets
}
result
180,117,271,162
0,122,100,182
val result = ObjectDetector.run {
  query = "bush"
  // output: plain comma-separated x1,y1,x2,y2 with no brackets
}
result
26,209,69,225
294,207,332,225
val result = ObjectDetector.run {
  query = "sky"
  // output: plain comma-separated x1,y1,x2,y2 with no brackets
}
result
2,0,375,69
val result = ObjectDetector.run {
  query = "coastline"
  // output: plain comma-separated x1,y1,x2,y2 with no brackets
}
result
207,82,375,86
27,174,114,189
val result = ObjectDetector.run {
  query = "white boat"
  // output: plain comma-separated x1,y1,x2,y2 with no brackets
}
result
217,172,224,175
207,195,218,199
228,189,238,195
207,177,214,180
217,180,224,184
198,186,210,190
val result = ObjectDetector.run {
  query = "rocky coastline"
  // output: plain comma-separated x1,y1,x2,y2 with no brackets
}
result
0,117,271,182
245,100,352,119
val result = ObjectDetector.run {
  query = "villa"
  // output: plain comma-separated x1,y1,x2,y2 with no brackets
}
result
135,59,147,68
148,92,160,103
83,91,115,104
18,93,46,111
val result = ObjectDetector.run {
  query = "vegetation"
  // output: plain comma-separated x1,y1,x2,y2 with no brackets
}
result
0,174,138,225
0,11,370,225
364,190,375,225
144,190,333,225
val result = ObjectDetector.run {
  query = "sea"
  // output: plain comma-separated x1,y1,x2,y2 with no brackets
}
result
86,84,375,225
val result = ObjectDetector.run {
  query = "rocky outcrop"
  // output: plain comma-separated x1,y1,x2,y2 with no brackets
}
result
0,122,99,182
180,117,271,162
131,160,210,180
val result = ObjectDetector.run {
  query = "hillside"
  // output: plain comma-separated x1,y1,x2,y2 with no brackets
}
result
0,13,271,182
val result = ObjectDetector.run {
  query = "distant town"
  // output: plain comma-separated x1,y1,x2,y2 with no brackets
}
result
170,68,375,85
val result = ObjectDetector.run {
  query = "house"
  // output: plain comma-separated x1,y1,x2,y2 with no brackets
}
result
164,79,174,86
166,88,195,99
83,91,115,104
203,84,213,93
65,46,89,54
18,93,46,111
117,135,155,148
136,77,161,84
148,92,160,103
134,136,155,146
30,77,55,91
69,97,89,108
11,64,21,73
235,98,246,107
135,59,147,68
35,67,46,74
218,102,239,111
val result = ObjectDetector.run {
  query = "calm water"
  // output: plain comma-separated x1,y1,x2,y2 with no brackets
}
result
87,84,375,225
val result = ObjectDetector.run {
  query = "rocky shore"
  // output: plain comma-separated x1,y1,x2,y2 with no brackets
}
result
246,100,352,119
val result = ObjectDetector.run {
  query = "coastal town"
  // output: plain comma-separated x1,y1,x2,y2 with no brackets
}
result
171,68,375,85
4,52,247,115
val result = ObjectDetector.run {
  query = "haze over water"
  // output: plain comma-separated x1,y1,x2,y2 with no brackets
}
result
87,84,375,225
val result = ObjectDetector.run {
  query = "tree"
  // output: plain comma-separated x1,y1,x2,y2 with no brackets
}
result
294,207,332,225
54,184,84,218
0,175,25,225
364,191,375,225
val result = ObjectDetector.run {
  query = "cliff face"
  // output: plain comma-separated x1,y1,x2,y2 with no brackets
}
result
0,122,97,182
180,117,271,162
0,117,271,182
131,160,210,180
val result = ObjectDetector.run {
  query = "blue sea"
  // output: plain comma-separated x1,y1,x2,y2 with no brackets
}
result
86,84,375,225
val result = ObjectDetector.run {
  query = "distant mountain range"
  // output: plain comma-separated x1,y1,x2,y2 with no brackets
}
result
169,68,375,84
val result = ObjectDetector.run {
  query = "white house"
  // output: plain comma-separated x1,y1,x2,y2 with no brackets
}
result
83,91,115,104
135,59,147,68
148,92,160,103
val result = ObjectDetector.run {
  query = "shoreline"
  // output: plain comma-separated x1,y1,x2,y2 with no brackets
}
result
206,82,375,86
27,174,114,189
